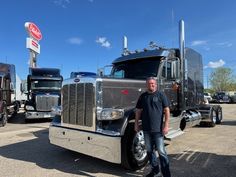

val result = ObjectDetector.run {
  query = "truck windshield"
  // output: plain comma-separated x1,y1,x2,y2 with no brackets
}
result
111,57,161,79
31,80,61,90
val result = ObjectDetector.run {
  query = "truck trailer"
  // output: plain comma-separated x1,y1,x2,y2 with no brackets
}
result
49,20,222,170
24,67,63,120
0,63,19,126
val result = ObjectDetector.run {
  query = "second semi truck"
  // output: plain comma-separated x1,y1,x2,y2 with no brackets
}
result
24,67,63,121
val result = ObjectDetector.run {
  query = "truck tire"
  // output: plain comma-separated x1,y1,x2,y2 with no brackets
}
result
209,108,217,127
0,107,8,127
216,107,223,124
121,124,148,170
12,102,19,117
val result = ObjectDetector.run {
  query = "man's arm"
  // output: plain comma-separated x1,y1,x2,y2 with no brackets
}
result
163,107,170,135
135,108,142,132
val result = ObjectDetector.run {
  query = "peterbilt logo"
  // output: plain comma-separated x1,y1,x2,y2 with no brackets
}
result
74,78,80,82
25,22,42,41
121,89,129,95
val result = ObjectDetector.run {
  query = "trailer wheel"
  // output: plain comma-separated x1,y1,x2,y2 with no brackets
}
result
0,107,8,127
121,124,148,170
216,108,223,124
209,109,217,127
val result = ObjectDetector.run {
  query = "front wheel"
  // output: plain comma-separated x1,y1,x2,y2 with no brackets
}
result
209,108,217,127
121,124,148,170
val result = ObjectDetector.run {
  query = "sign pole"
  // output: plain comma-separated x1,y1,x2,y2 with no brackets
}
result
25,22,42,68
29,50,37,68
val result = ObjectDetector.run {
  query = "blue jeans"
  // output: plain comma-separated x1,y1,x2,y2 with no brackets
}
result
143,131,171,177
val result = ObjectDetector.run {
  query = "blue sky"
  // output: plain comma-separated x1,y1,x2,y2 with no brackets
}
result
0,0,236,88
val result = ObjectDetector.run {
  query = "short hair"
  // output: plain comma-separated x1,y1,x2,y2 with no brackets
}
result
146,77,157,82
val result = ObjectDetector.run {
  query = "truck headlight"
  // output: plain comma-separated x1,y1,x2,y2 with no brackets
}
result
97,108,124,120
51,106,62,116
25,105,34,111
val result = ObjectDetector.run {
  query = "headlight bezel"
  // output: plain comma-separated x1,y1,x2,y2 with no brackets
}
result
25,105,35,111
97,108,124,121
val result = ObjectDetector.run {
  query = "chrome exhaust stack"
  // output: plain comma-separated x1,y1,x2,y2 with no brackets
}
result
122,36,129,56
179,20,185,62
179,20,187,109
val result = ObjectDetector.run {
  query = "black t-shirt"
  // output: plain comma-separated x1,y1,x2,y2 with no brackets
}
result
136,91,169,133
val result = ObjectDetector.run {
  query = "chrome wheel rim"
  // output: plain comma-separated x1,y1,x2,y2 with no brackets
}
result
212,110,217,123
132,130,147,162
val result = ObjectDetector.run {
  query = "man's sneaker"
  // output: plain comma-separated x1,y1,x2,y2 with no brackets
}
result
146,170,162,177
146,170,156,177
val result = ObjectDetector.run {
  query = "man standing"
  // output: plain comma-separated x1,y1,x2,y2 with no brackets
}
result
135,77,171,177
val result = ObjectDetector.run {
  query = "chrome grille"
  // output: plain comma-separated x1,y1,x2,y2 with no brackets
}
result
36,94,59,111
62,83,94,127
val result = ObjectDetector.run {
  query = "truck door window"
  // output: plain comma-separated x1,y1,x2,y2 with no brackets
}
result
162,59,179,80
162,61,172,79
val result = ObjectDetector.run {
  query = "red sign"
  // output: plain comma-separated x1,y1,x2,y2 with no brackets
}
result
26,38,40,54
25,22,42,41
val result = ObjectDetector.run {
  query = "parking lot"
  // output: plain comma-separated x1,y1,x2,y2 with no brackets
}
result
0,104,235,177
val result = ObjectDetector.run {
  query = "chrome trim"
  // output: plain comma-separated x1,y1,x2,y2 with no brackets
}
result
97,108,124,120
35,94,59,111
25,111,55,119
96,128,121,136
63,77,98,87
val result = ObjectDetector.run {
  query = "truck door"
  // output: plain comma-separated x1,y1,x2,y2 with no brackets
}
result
159,58,180,116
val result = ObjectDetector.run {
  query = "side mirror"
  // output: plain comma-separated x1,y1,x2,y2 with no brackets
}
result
97,68,104,77
20,80,28,94
97,65,113,77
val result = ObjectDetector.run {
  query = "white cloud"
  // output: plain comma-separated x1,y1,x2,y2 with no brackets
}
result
204,59,225,69
203,46,210,51
191,40,207,46
67,37,83,45
217,42,232,47
96,37,111,48
53,0,71,8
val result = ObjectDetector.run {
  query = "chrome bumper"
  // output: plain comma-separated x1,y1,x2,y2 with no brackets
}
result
49,125,121,164
25,111,55,119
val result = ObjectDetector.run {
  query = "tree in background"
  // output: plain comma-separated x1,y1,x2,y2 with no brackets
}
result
209,67,236,91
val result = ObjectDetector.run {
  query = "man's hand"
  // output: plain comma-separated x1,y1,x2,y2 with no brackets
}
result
162,125,169,135
163,107,170,135
134,123,140,132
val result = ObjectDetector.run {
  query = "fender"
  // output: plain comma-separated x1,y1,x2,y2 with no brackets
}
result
120,108,136,136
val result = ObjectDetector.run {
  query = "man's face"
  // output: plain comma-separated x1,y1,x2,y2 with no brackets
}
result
146,79,157,92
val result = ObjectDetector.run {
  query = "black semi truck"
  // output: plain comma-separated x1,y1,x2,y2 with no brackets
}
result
49,20,222,170
24,67,63,121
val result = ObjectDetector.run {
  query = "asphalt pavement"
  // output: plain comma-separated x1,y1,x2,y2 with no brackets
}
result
0,104,235,177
